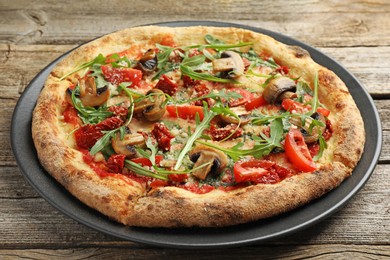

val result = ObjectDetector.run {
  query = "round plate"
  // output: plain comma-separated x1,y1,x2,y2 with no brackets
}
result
11,21,382,249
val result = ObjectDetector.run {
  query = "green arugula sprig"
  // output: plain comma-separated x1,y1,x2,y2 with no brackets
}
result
90,126,126,156
124,160,212,181
241,49,279,70
197,119,284,161
173,103,217,170
180,65,238,83
70,85,113,124
60,54,106,81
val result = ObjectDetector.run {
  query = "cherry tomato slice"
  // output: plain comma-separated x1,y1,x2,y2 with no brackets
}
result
245,95,267,111
284,128,316,172
101,65,143,86
233,160,270,183
166,105,204,121
227,88,254,107
131,155,163,167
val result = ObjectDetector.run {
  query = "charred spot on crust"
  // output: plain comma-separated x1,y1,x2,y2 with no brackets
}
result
335,102,346,110
288,46,310,58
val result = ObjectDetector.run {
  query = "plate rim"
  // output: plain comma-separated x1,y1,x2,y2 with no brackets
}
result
10,20,382,249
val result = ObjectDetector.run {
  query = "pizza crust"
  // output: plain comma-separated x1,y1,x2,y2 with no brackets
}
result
32,26,365,227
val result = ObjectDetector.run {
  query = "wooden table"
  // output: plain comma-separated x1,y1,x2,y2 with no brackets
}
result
1,0,389,258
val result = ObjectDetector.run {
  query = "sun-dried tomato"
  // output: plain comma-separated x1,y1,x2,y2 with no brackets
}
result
151,123,174,151
209,124,243,141
182,75,199,88
155,74,178,96
106,154,126,173
108,105,128,118
74,117,123,149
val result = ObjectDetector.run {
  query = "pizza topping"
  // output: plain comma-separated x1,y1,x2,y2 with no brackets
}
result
233,159,293,184
106,154,126,173
101,65,143,86
263,76,297,104
289,112,326,144
137,49,158,73
59,33,332,193
189,145,228,180
111,130,145,158
284,128,316,172
151,122,174,152
219,106,251,125
77,77,110,107
134,89,167,122
212,51,245,78
155,74,178,95
166,105,204,121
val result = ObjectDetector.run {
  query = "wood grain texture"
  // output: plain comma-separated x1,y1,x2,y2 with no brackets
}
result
1,0,389,257
1,1,390,47
1,245,390,259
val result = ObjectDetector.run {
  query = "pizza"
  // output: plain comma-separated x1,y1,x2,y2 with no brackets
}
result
32,26,365,227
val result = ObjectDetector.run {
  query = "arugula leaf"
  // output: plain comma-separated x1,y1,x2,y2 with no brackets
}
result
90,126,124,156
313,134,327,161
241,49,278,69
70,85,113,124
125,160,169,180
174,103,217,170
176,89,242,105
204,34,225,45
180,65,238,84
308,72,319,115
181,55,206,67
145,137,158,165
197,119,284,161
60,54,107,81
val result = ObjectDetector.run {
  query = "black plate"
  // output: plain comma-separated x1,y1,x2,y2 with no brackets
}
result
11,21,382,249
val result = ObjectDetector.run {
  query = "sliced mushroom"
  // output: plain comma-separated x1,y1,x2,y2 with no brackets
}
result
289,112,326,143
189,145,228,180
219,106,251,125
212,51,244,78
111,129,145,158
263,76,296,104
78,77,110,107
138,49,158,73
134,89,166,121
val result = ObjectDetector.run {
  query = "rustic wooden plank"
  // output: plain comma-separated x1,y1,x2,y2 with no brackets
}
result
0,245,389,259
1,44,389,96
1,1,390,47
0,164,387,247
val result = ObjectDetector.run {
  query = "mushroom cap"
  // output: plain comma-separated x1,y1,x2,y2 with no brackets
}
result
289,112,326,143
111,131,145,158
219,106,251,125
189,144,228,180
78,76,110,107
138,49,158,72
263,76,296,104
212,51,245,78
134,89,166,122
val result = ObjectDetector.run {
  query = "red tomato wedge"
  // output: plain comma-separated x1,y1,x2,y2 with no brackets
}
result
227,88,254,107
131,155,163,167
166,105,204,121
233,160,270,183
101,65,143,86
245,95,267,111
284,128,316,172
233,159,292,184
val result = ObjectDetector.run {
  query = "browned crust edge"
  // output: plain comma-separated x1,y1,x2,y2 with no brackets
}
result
32,26,365,227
